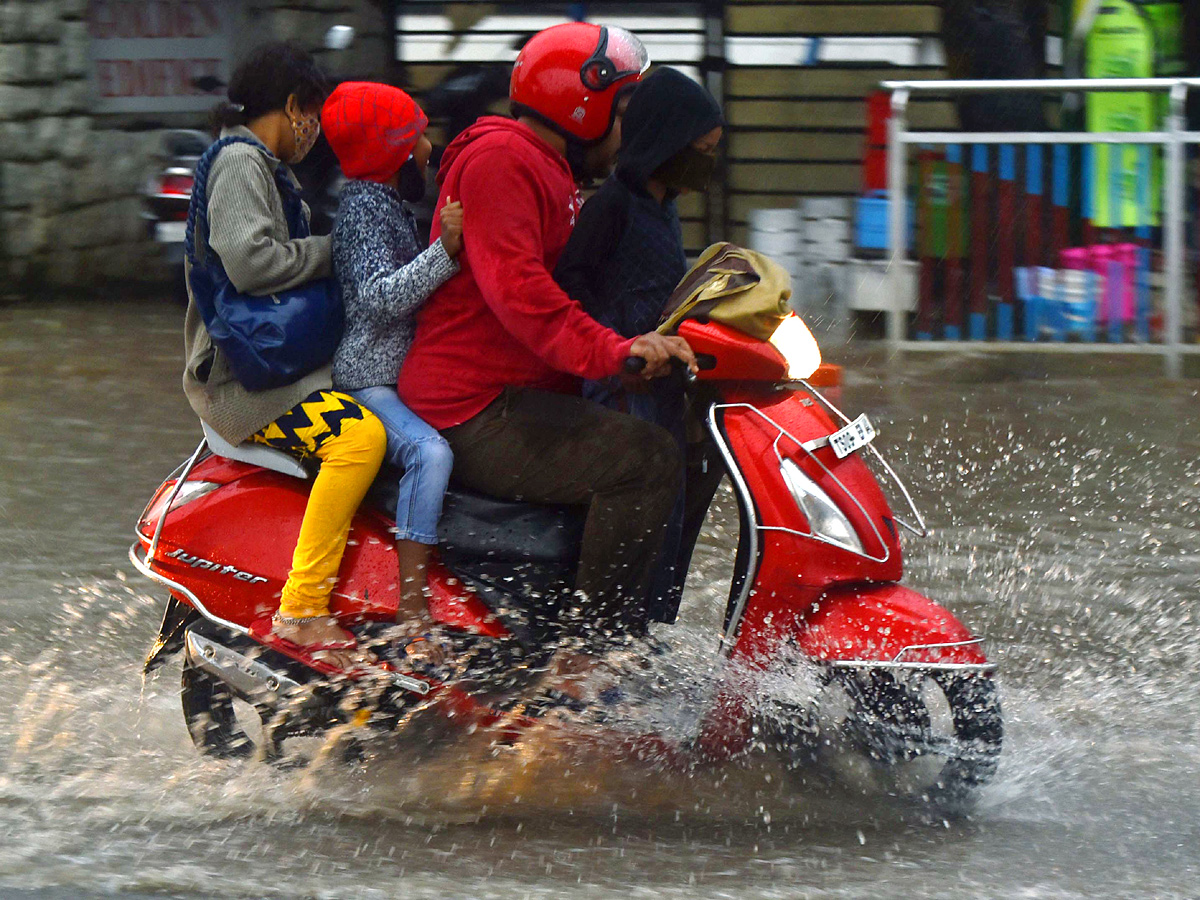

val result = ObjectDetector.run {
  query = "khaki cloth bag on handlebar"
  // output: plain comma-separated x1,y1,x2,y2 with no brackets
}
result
657,242,792,339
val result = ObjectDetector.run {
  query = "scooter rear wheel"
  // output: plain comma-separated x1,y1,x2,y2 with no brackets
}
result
180,659,255,759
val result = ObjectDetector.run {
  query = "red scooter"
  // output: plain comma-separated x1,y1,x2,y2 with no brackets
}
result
131,315,1001,812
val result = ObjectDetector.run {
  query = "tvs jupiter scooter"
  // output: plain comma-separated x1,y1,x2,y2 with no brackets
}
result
130,314,1001,812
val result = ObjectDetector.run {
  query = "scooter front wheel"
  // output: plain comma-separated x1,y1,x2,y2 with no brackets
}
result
773,668,1002,815
834,668,1002,814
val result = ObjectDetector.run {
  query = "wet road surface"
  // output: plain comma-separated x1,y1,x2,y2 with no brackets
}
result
2,299,1199,898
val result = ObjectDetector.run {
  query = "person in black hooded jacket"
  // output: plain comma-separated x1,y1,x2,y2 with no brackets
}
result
555,66,723,625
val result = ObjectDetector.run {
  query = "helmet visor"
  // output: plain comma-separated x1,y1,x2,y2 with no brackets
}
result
580,25,650,92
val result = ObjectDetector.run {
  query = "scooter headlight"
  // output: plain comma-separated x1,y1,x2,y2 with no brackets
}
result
779,459,864,554
769,314,821,380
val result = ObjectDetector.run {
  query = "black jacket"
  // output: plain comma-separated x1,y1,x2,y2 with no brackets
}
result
555,67,723,339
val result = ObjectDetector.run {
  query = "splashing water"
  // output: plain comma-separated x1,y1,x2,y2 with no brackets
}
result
3,303,1200,897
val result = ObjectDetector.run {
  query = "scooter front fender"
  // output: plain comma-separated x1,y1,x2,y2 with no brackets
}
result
695,582,990,762
796,583,991,669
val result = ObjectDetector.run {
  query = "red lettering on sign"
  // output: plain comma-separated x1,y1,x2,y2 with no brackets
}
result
197,3,220,34
94,57,222,98
88,1,223,40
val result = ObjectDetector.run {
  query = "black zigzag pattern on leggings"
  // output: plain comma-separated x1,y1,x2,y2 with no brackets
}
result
260,390,366,454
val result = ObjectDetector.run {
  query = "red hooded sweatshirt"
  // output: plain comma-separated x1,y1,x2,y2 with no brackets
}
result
396,117,636,429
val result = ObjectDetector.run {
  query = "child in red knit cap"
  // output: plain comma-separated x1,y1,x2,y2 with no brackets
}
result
323,81,463,656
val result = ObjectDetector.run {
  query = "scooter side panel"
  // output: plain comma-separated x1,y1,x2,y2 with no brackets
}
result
796,582,988,665
143,464,401,628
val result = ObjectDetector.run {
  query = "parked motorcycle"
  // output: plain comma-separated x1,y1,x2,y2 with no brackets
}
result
142,129,209,305
141,130,345,304
130,314,1001,812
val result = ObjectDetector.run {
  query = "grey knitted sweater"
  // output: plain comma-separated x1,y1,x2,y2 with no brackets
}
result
182,126,332,444
331,179,458,391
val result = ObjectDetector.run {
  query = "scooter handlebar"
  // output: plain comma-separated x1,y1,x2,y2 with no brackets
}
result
623,355,716,375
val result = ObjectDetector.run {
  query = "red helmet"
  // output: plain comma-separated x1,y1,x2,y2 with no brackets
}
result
510,22,649,143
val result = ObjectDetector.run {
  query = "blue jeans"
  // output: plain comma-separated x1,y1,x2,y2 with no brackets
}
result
348,385,453,545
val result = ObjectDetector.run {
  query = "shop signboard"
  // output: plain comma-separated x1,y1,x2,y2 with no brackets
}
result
87,1,235,114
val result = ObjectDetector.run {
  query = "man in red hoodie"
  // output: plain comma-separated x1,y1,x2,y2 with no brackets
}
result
398,23,695,636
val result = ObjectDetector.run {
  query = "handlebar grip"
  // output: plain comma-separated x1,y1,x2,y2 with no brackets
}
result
624,355,717,375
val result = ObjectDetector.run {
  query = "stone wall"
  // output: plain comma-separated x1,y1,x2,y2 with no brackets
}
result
0,0,389,297
0,0,159,294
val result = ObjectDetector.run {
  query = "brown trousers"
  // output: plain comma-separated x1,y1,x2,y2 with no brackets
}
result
441,387,682,635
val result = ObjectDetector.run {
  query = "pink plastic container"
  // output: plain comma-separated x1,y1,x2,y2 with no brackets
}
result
1059,244,1137,323
1060,247,1089,271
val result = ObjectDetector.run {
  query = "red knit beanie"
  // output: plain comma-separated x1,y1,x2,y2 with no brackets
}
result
321,81,428,183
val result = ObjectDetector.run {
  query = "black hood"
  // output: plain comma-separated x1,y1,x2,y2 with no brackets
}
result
617,67,723,188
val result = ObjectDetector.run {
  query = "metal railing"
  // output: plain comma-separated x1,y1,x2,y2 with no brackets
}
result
882,78,1200,377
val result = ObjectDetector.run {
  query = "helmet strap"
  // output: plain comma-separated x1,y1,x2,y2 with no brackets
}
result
563,139,592,184
511,102,603,183
511,102,574,141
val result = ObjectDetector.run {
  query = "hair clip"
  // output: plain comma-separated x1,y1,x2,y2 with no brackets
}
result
229,102,245,112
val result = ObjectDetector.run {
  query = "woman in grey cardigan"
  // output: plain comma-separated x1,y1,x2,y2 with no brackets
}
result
322,81,463,634
183,44,385,666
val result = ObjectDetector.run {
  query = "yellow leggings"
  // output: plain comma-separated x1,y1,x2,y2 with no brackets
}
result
251,390,386,620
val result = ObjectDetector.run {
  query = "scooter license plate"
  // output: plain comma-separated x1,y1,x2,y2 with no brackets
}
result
828,413,876,459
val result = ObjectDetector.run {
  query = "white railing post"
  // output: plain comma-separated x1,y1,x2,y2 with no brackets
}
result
886,87,910,348
702,0,726,245
1163,81,1187,379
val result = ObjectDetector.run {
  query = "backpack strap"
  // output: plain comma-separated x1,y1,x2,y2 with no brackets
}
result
184,136,308,268
184,136,262,269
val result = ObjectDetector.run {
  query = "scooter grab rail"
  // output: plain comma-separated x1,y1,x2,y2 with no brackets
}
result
146,437,208,565
891,637,984,663
708,389,925,654
708,402,988,667
825,638,994,674
654,353,926,538
706,405,760,655
824,657,995,674
134,436,254,637
129,540,251,637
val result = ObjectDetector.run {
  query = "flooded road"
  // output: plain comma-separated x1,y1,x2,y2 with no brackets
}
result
2,299,1199,898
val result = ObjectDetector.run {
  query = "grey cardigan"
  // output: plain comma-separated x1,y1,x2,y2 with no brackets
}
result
182,126,333,445
331,179,458,391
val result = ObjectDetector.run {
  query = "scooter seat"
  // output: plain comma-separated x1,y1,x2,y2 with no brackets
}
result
367,466,584,564
201,422,309,480
439,488,585,564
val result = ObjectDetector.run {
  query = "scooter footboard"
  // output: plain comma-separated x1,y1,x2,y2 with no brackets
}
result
797,583,993,672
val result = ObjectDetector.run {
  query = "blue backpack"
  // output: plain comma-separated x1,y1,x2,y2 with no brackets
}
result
185,136,343,392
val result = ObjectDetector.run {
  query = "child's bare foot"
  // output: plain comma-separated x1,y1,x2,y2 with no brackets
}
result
272,615,371,670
